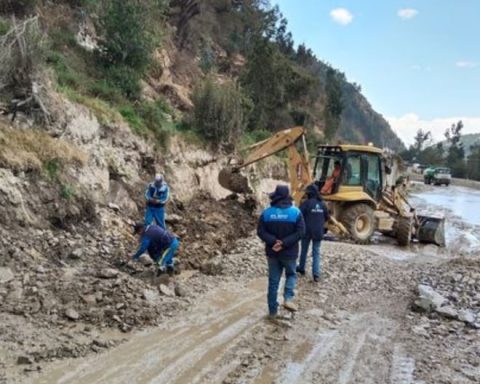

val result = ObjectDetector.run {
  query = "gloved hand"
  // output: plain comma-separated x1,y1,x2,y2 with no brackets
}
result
149,198,160,205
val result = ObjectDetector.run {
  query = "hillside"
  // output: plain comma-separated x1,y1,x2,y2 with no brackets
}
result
0,0,403,152
437,133,480,156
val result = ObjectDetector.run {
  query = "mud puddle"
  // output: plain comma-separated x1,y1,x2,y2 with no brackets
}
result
411,184,480,253
412,185,480,226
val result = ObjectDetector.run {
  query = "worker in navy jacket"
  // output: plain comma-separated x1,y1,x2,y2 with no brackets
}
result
257,185,305,318
144,174,169,228
297,183,330,282
131,223,180,275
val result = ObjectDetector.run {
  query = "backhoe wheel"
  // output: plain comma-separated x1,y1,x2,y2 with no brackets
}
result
341,204,375,244
397,217,413,246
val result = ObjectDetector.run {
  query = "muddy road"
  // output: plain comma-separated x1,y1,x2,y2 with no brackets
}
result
26,185,480,384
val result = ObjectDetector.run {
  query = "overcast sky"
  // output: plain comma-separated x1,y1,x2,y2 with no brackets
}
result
274,0,480,145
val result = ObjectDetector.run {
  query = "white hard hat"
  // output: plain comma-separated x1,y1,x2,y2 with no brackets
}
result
154,174,164,182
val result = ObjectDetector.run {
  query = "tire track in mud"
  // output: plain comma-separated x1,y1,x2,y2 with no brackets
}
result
255,313,404,384
32,280,267,384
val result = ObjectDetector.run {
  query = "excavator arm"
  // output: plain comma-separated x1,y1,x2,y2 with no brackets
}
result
218,127,312,205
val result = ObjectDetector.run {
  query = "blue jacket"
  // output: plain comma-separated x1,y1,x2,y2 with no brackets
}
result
257,197,305,259
300,184,330,240
145,182,170,208
132,225,176,260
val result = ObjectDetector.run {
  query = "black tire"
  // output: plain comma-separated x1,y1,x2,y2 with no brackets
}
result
397,216,413,246
341,204,375,244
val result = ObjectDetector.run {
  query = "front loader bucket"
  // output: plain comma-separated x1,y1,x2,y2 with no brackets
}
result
218,167,251,194
416,215,446,247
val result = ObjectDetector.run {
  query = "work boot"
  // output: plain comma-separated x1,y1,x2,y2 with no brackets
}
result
296,267,305,276
283,300,298,312
166,265,175,276
313,275,320,283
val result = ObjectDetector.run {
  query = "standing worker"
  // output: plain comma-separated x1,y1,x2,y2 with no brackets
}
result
144,174,170,228
296,183,330,282
257,185,305,319
131,223,180,275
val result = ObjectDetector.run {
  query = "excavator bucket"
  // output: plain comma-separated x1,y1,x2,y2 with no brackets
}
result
416,215,446,247
218,167,251,194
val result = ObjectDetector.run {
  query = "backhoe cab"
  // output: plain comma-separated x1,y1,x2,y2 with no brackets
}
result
313,145,385,243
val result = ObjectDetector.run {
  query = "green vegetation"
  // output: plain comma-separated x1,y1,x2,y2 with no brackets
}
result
193,78,252,145
0,18,10,35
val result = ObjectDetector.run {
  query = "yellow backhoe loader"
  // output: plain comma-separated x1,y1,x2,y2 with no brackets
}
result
219,126,445,247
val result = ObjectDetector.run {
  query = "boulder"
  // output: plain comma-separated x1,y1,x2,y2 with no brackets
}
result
458,309,476,324
69,249,83,260
17,355,34,365
158,284,174,297
435,305,458,319
166,214,183,225
97,268,119,279
415,284,446,312
0,267,14,284
143,289,160,303
174,283,188,297
65,308,80,321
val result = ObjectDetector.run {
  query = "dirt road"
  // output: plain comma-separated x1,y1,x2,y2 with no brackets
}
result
31,238,479,384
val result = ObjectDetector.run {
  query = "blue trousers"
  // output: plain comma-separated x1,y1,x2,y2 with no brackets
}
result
145,206,166,229
267,257,297,316
151,238,180,267
298,238,321,278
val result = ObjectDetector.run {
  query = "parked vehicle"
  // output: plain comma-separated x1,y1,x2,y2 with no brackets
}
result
424,167,451,186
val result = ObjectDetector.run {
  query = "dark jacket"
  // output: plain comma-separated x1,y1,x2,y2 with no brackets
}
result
132,225,176,260
145,182,170,208
257,187,305,259
300,184,330,241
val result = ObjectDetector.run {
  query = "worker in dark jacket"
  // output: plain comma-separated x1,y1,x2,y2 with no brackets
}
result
131,223,180,275
144,174,170,228
257,185,305,318
297,183,330,282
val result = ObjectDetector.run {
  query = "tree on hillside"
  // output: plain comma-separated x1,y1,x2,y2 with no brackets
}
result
466,144,480,181
413,129,431,154
400,129,432,163
192,77,251,145
418,142,445,166
96,0,166,98
445,121,466,177
323,68,343,141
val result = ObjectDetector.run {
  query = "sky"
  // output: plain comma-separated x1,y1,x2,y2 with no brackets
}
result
273,0,480,145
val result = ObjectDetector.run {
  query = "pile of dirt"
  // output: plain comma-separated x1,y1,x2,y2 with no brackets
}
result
168,192,257,270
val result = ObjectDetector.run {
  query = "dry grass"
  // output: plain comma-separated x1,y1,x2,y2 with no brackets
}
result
0,122,87,172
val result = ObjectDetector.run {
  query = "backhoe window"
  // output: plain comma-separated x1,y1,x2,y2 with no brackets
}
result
344,155,361,185
366,154,381,198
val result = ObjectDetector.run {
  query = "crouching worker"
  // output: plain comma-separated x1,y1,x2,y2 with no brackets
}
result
257,185,305,319
131,223,180,276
